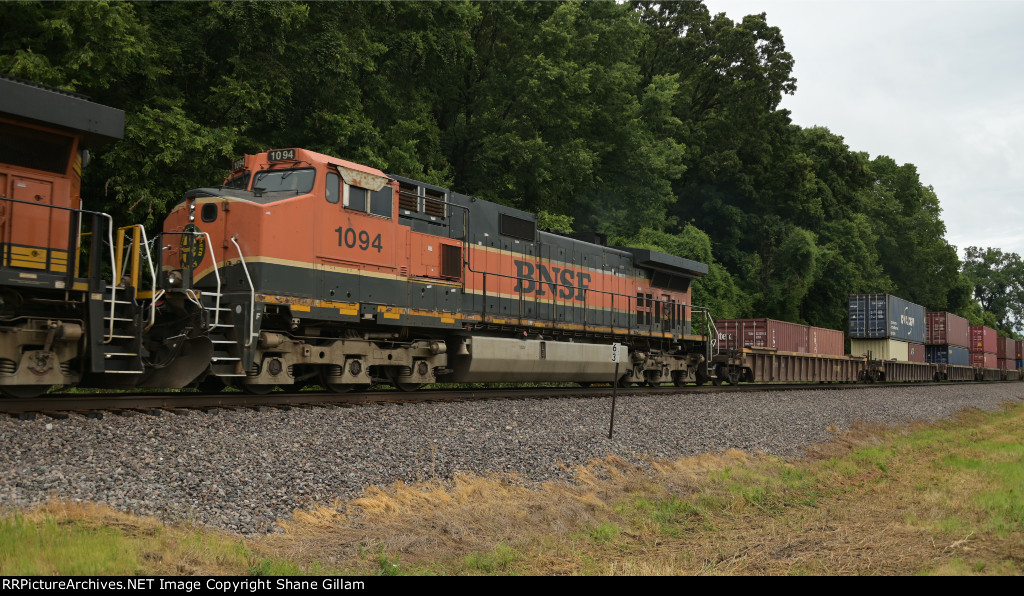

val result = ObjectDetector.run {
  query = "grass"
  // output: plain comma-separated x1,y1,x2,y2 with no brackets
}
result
2,402,1024,575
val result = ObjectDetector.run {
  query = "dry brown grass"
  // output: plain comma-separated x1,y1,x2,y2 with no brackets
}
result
251,407,1024,575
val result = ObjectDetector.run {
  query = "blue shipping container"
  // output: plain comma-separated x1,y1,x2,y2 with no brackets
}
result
1018,359,1023,370
926,345,970,367
849,294,926,343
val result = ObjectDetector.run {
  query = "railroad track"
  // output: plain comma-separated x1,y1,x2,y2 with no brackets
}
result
0,380,992,419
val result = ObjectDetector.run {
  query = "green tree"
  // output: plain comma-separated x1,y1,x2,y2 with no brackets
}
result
864,155,964,311
961,247,1024,334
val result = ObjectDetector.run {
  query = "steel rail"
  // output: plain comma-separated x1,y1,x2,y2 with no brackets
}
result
0,380,994,417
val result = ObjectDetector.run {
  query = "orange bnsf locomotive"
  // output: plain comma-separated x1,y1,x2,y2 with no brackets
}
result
0,77,154,397
155,148,714,393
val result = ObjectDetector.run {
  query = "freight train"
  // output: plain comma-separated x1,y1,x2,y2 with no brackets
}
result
0,77,1016,399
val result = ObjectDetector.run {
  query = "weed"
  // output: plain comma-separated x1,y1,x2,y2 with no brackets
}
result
463,544,519,574
375,554,400,576
587,522,620,544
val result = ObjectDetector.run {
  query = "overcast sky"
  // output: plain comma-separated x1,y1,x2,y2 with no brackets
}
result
703,0,1024,257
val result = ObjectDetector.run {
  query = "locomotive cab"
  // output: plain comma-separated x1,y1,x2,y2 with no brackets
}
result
158,148,452,391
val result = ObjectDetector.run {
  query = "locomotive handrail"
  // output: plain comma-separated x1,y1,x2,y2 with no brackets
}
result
463,255,698,341
229,234,257,348
694,306,719,360
453,209,701,341
114,225,159,330
0,197,117,286
0,197,123,344
135,225,159,331
198,231,223,328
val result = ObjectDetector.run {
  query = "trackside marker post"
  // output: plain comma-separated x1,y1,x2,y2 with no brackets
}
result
609,343,621,439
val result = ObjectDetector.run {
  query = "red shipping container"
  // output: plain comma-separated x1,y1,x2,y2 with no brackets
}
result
997,336,1016,359
971,351,998,369
807,326,845,356
1017,340,1023,360
907,342,926,362
969,326,997,354
716,319,808,353
998,358,1016,371
925,311,970,347
715,319,845,356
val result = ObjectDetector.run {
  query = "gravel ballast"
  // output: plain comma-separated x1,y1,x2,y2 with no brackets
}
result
1,384,1021,535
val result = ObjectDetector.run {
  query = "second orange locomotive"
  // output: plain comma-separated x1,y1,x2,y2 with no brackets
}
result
157,147,713,392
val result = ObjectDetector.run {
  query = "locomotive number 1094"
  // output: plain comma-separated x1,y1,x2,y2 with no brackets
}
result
334,225,384,253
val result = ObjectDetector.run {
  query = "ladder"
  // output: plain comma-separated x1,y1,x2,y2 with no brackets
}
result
189,232,256,378
95,287,145,374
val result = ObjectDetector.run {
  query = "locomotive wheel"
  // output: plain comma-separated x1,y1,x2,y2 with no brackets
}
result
322,383,353,393
318,368,353,393
196,375,226,393
0,384,50,399
240,383,276,395
644,373,664,387
386,369,422,392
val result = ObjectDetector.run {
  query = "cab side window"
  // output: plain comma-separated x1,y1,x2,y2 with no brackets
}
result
346,186,367,211
369,186,392,218
326,172,340,204
344,184,392,219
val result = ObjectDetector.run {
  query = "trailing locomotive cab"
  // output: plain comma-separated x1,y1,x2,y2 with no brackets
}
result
158,147,713,393
0,77,146,397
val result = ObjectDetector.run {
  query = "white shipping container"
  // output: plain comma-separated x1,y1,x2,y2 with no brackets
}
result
849,338,910,361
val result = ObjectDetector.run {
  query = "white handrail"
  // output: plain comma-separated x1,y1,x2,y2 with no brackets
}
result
229,235,257,348
102,214,117,343
135,225,160,331
189,231,223,327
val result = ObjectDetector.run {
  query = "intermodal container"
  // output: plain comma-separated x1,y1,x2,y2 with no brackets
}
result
997,336,1016,359
907,342,926,362
924,312,970,347
969,326,997,354
715,319,809,353
807,326,845,356
850,338,909,361
848,294,926,343
970,351,998,369
1016,340,1023,359
998,358,1016,371
925,345,970,366
1018,358,1023,370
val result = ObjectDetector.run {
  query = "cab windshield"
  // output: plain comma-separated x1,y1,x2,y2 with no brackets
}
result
252,168,316,194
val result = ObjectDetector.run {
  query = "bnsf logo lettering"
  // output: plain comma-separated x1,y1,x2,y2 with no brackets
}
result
513,260,591,300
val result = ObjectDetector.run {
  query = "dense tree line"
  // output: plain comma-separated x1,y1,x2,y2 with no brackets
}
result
0,1,1017,335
